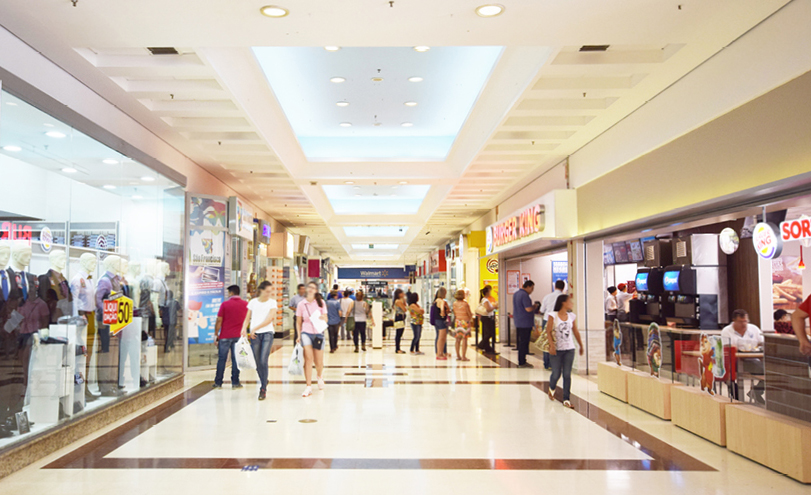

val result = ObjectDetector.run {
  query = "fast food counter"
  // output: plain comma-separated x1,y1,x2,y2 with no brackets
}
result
764,333,811,423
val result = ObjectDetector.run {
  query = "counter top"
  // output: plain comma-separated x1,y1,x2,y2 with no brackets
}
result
618,322,721,335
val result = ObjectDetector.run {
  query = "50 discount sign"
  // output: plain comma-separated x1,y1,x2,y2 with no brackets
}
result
103,295,134,335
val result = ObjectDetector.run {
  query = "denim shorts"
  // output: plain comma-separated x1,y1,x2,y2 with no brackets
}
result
301,332,324,350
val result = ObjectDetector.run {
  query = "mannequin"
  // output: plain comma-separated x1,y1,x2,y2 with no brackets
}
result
138,259,156,337
71,253,98,401
119,259,132,299
0,241,11,437
157,261,177,352
95,255,123,397
128,261,141,308
38,249,73,323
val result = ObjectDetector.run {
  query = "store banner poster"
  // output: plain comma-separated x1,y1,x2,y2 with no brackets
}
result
187,229,226,344
190,196,227,228
187,290,223,344
507,270,520,294
552,260,568,284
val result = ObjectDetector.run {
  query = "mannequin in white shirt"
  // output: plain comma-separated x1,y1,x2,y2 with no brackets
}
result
71,253,99,401
129,261,141,306
9,242,32,273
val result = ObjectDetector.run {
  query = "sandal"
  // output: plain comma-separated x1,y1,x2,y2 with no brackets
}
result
302,386,312,398
548,387,555,401
563,400,574,409
437,356,447,361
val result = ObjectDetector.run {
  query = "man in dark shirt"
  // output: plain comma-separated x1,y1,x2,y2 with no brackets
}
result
513,280,540,368
213,285,249,389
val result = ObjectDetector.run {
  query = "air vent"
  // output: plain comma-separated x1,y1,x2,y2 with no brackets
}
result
147,47,179,55
579,45,610,52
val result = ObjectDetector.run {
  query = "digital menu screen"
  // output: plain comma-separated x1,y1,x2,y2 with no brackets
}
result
627,240,644,262
613,242,630,263
663,271,680,291
603,243,615,265
635,272,649,292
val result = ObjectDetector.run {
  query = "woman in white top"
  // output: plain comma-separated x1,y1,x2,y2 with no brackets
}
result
340,291,355,342
242,281,277,401
352,291,372,352
545,294,584,409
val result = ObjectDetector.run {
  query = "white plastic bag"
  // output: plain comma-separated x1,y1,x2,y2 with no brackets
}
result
288,343,304,376
235,337,256,371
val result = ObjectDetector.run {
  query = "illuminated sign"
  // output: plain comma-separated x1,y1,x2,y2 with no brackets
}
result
663,271,680,292
780,217,811,242
0,222,33,243
635,272,649,292
753,222,782,259
486,204,544,254
40,227,53,253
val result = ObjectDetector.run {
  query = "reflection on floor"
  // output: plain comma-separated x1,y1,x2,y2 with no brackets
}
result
0,336,806,494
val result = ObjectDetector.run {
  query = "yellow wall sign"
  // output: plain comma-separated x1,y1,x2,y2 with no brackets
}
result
103,294,134,335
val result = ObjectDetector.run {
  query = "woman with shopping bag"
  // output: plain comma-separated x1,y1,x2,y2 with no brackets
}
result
241,281,277,401
296,282,328,398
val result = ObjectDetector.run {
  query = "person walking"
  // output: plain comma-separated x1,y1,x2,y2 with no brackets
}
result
478,285,497,354
408,292,425,355
289,284,306,341
341,290,355,342
513,280,539,368
393,289,408,354
241,281,278,401
353,290,371,352
213,285,248,389
432,288,450,360
539,280,566,369
326,290,342,353
452,289,473,361
296,282,328,397
546,294,584,409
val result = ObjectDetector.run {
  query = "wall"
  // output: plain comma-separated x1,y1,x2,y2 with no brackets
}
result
494,161,567,222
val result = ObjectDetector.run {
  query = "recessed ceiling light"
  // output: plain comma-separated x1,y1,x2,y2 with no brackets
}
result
354,194,361,197
475,4,505,17
345,181,354,184
45,131,66,139
103,159,119,165
103,184,116,190
324,46,341,51
2,145,21,152
141,176,156,182
408,76,424,82
336,101,350,107
353,186,360,190
413,46,430,52
61,167,77,173
259,5,289,17
132,195,143,200
4,101,17,106
371,77,384,82
330,77,346,83
43,123,54,127
373,122,382,127
399,181,408,184
404,101,417,107
401,122,413,127
340,122,352,127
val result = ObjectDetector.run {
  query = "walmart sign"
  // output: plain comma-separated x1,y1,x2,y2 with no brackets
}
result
337,267,409,280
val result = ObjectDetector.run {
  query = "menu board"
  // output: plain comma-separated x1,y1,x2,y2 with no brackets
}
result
603,243,616,265
613,242,630,264
627,240,644,262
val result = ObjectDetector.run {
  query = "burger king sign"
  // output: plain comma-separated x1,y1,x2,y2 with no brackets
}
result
752,222,782,259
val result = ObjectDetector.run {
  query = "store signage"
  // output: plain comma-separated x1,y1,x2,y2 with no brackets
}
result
486,257,498,274
103,294,133,335
780,217,811,242
506,270,520,294
337,267,409,280
552,260,568,284
40,227,53,253
485,204,545,255
0,222,33,243
663,271,680,291
228,196,254,240
752,222,783,259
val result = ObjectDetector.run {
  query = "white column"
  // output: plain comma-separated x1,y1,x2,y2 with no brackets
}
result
372,301,383,349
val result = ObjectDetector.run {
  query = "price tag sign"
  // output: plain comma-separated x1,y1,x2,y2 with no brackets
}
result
102,295,134,335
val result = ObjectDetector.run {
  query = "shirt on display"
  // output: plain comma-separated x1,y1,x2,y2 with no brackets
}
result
248,297,277,334
550,312,577,351
70,270,95,313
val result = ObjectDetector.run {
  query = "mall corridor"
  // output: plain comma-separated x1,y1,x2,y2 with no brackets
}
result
2,0,811,493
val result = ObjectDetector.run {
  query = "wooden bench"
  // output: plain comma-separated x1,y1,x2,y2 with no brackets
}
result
672,386,738,445
726,404,811,483
598,361,629,402
627,370,678,420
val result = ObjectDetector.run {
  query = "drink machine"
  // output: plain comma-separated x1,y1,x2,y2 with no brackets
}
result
630,267,668,324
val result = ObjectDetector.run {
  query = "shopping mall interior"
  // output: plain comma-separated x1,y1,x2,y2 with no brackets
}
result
1,0,811,493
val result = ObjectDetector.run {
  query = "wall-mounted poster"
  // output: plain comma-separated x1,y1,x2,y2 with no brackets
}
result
521,273,531,286
612,319,622,366
551,260,568,285
190,196,227,228
771,256,803,311
698,333,716,395
646,323,661,377
507,270,520,294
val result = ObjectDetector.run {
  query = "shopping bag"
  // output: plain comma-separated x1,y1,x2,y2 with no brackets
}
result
235,337,256,371
288,343,304,376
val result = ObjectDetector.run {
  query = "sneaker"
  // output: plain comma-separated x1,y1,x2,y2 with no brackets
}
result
232,383,243,389
517,363,534,369
317,376,325,390
212,383,222,389
258,389,266,401
302,386,312,398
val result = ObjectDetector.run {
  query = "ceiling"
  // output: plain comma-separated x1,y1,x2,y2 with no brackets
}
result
0,0,791,265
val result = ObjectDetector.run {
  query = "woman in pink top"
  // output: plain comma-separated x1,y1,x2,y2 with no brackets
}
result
296,282,328,397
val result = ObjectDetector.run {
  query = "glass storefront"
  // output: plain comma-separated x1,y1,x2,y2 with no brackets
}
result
0,90,184,449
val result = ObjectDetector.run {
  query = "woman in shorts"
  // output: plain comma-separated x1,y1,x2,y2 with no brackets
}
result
296,282,329,398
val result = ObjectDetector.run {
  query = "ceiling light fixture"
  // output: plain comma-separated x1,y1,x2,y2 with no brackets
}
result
61,167,77,174
399,181,408,184
43,123,54,127
413,46,430,52
330,77,346,83
141,176,156,182
475,4,505,17
103,159,119,165
401,122,413,127
259,5,289,17
404,101,417,107
324,46,341,51
2,145,21,152
132,195,143,200
371,77,384,82
340,122,352,127
345,181,354,184
4,101,17,106
45,131,66,139
336,101,349,107
103,185,116,190
408,76,424,82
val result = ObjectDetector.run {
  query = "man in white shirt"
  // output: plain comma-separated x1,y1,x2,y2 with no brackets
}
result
616,283,634,321
721,309,764,403
539,280,566,369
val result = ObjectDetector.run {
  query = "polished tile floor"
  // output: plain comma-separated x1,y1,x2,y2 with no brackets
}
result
1,335,808,494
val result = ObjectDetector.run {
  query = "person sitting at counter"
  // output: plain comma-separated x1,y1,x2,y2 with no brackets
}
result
792,293,811,356
774,309,794,334
721,309,764,403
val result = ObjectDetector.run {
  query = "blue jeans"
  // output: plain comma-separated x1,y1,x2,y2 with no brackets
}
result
214,338,240,386
549,348,576,401
410,324,422,352
516,327,532,365
250,332,274,391
541,319,550,369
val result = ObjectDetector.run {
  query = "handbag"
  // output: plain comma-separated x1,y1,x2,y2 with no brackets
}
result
475,300,489,316
394,314,405,329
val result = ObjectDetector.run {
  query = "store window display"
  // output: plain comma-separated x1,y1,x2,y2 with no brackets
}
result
0,90,184,450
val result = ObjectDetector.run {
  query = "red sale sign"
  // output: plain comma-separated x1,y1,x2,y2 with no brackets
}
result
780,217,811,242
103,300,118,325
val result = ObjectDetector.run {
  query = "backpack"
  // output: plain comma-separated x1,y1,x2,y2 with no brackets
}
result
429,303,438,326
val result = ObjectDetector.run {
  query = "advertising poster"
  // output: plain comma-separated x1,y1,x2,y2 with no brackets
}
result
187,229,226,344
552,260,568,285
771,255,803,311
507,270,520,294
521,273,531,286
190,196,227,228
